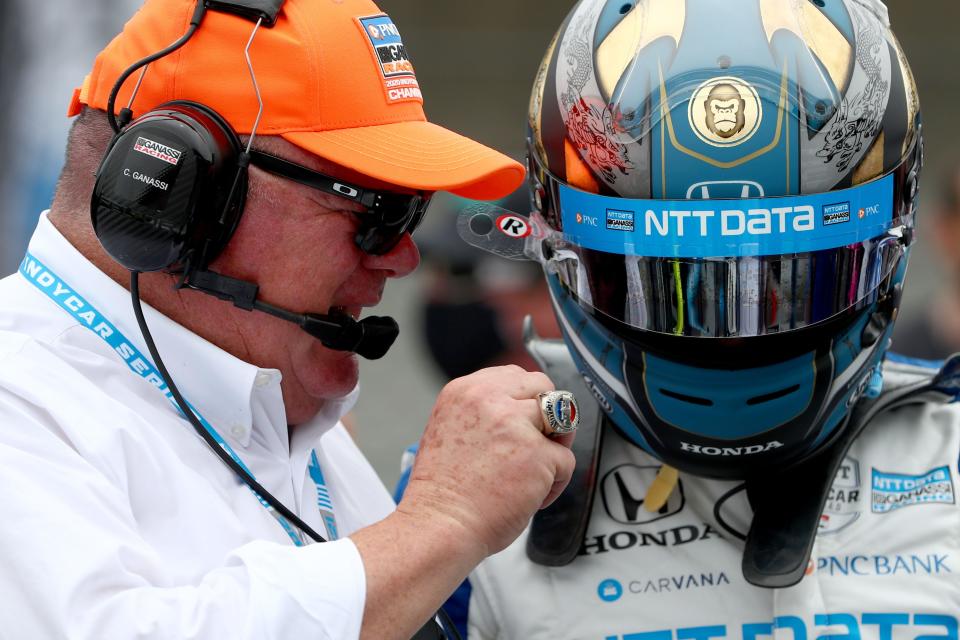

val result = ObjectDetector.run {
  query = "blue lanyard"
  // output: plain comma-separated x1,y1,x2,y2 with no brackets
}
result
19,253,338,544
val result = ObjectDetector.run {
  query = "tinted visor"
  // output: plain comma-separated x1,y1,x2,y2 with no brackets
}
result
551,237,904,337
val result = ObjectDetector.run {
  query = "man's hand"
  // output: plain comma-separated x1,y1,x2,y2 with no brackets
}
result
351,365,576,639
399,365,577,557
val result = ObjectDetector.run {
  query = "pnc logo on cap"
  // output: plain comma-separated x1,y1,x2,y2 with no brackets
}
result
357,14,423,105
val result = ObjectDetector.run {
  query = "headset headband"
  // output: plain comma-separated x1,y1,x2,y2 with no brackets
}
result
205,0,285,26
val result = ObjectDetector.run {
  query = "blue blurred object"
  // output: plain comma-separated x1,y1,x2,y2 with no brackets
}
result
394,443,472,639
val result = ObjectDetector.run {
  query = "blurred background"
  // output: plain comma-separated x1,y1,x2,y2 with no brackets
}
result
1,0,957,488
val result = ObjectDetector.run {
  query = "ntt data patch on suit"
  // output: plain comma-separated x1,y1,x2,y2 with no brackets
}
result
871,466,956,513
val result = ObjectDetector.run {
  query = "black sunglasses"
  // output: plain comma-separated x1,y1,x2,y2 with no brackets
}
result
248,150,431,255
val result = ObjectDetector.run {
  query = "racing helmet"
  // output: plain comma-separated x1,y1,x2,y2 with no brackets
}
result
468,0,922,479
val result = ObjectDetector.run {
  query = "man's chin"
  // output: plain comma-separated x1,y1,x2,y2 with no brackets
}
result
286,345,360,426
304,342,360,398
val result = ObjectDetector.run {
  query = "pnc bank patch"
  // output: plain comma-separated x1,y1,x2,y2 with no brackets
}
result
357,14,423,105
871,465,955,513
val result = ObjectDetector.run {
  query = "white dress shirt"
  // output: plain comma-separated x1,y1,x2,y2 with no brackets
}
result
0,213,396,639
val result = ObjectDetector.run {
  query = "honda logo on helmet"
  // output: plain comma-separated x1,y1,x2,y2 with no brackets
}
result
685,181,765,200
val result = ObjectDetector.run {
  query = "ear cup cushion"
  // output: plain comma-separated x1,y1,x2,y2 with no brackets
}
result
91,102,247,272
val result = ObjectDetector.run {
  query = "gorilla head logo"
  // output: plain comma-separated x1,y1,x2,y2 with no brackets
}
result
688,77,762,147
704,83,746,139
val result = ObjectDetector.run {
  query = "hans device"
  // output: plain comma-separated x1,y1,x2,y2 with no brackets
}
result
87,2,456,638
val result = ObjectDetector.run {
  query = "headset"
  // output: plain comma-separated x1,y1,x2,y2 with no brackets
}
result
91,0,399,361
93,0,256,276
88,2,456,637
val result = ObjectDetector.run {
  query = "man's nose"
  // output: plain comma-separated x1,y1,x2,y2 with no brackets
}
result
362,233,420,277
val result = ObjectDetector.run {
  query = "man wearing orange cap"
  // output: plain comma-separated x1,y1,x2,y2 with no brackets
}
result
0,1,576,638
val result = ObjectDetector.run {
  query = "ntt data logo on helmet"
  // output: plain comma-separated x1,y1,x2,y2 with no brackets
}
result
557,174,895,259
357,15,423,104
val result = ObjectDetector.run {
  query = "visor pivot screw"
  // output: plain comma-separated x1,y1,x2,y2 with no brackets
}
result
534,188,544,212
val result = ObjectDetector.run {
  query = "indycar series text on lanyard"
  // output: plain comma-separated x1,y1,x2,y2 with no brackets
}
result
19,252,338,545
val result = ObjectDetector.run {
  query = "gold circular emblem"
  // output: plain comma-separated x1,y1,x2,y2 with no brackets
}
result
688,77,762,147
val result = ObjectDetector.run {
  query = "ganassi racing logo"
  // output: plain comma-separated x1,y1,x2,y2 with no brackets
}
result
133,137,182,166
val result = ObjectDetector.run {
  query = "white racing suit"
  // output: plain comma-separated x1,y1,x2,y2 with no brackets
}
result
468,354,960,640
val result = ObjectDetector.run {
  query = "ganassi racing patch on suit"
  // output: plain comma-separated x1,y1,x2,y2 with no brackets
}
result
871,465,956,513
357,14,423,105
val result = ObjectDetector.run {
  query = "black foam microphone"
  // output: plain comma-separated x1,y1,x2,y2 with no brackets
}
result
186,269,399,360
258,301,399,360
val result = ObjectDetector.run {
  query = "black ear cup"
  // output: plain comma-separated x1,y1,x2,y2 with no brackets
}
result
91,101,247,273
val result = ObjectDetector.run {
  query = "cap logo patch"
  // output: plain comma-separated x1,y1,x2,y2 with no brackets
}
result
357,14,423,105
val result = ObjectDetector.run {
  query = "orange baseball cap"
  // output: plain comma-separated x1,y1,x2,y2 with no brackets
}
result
69,0,524,199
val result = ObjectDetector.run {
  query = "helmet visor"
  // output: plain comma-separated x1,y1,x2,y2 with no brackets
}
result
458,142,917,338
547,237,904,337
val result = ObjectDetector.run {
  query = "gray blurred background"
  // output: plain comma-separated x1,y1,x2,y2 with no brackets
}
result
1,1,957,488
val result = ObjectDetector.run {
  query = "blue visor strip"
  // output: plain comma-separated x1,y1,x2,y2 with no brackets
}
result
558,173,895,258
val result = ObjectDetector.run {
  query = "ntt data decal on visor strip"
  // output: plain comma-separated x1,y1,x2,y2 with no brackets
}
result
558,174,895,258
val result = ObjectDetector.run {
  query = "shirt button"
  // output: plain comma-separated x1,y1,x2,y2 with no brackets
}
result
255,372,274,388
230,424,247,439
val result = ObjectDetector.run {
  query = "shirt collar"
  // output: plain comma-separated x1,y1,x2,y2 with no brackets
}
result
26,213,272,448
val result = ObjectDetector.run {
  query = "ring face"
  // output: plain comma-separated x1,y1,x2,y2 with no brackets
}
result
539,391,580,435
